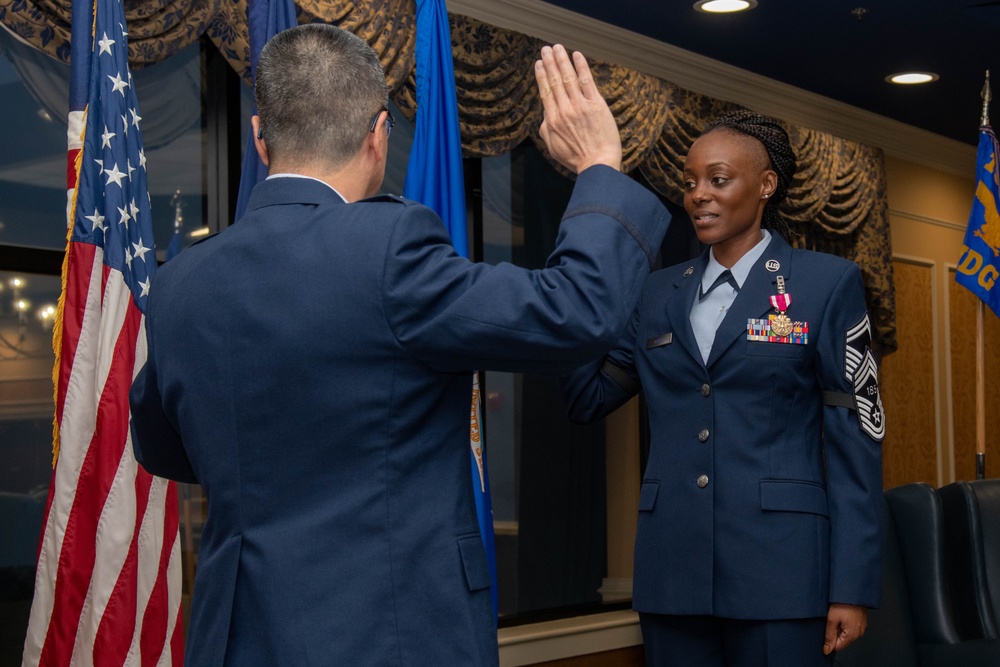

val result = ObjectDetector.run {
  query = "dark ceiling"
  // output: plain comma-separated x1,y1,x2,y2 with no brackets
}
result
541,0,999,147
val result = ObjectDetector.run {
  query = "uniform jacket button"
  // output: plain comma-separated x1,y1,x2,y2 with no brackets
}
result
697,475,709,488
701,384,711,396
698,428,710,442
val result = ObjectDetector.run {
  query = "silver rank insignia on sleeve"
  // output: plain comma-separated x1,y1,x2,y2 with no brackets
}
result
845,314,885,441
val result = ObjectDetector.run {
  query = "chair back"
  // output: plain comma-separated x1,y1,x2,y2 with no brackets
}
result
835,495,919,666
938,479,1000,640
884,483,962,645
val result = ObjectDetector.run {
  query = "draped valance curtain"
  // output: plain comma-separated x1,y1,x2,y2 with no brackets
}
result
0,0,896,354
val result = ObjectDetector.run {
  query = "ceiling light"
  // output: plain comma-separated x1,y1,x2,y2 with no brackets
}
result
694,0,758,13
887,72,939,85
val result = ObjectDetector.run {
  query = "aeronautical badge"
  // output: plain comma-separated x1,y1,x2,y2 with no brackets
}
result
845,314,885,441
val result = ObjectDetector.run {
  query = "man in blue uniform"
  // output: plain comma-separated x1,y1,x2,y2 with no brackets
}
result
128,24,669,667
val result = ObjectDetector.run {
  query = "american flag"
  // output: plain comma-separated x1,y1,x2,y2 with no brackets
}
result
21,0,183,664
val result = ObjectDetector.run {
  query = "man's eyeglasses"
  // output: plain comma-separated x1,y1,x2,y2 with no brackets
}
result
369,106,395,138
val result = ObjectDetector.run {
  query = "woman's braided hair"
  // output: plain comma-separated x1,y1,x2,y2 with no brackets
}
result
703,110,797,241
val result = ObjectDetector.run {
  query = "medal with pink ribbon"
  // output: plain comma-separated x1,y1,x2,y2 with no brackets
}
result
769,292,792,313
769,276,794,337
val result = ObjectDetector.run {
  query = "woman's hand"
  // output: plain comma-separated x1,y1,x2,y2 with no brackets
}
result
824,603,868,655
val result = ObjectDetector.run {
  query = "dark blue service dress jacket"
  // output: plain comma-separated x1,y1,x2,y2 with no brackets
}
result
563,234,884,621
129,167,668,666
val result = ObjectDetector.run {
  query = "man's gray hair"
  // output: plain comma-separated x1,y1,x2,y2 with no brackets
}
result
255,24,388,169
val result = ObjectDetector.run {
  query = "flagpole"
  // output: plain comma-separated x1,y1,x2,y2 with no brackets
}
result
976,70,990,480
977,301,986,479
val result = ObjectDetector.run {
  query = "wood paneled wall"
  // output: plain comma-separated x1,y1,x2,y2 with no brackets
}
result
881,260,939,488
948,277,1000,481
883,155,1000,489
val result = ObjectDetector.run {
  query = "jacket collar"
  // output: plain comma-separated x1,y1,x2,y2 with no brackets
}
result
243,175,347,218
665,233,796,368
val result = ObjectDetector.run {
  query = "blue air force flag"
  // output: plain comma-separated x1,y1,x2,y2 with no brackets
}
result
402,0,497,616
956,125,1000,318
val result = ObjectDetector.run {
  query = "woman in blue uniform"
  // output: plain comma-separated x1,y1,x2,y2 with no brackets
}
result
562,110,884,666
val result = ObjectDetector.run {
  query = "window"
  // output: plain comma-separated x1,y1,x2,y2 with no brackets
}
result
0,268,60,666
474,146,613,620
0,29,71,251
0,28,72,664
475,147,697,622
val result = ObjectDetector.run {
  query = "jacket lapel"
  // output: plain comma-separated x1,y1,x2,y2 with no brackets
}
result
706,234,795,368
665,253,708,365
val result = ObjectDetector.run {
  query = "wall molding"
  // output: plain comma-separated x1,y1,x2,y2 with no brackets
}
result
888,209,967,233
0,402,52,419
449,0,976,178
498,610,641,666
0,376,55,420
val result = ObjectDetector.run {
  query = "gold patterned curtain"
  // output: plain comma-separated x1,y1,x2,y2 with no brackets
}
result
0,0,896,353
0,0,224,66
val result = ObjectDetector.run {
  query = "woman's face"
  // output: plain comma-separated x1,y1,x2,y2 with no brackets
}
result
682,129,777,265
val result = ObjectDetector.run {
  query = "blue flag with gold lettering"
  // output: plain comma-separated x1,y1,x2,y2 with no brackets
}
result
956,125,1000,318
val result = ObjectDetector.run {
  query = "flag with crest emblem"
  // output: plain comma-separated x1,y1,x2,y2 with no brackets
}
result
956,124,1000,317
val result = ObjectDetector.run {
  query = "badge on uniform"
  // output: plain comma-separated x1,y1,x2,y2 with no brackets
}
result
746,275,808,344
747,316,809,344
845,314,885,441
646,333,673,349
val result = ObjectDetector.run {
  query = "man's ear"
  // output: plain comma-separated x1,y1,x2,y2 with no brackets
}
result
251,115,269,167
367,120,388,164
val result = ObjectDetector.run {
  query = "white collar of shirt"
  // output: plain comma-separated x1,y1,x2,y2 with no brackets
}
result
266,173,348,203
701,228,773,292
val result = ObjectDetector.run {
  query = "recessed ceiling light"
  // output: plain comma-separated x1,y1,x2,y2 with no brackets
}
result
694,0,758,13
886,72,939,85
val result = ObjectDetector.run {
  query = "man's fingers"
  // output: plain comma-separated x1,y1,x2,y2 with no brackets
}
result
537,45,595,107
535,56,561,130
572,51,597,100
552,44,584,103
535,59,551,100
539,45,571,108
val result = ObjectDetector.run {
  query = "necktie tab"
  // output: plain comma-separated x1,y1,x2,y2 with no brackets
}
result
699,270,738,301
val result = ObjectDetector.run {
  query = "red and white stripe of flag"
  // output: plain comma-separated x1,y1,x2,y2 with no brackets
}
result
21,95,183,667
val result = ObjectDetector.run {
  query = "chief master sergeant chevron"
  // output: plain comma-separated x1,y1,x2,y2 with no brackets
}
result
128,24,669,667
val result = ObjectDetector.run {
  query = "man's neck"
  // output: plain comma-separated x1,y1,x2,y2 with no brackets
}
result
268,157,372,203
